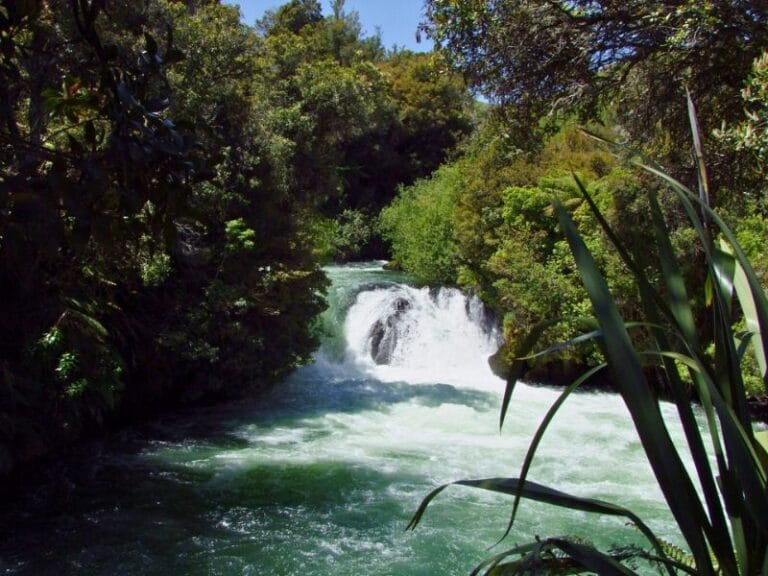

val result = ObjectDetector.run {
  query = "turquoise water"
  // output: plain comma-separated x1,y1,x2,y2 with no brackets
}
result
0,263,690,575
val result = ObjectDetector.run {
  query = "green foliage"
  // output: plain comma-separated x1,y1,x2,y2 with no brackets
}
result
55,352,79,381
715,51,768,199
255,8,472,227
380,163,463,285
225,219,257,253
329,209,374,262
378,50,474,180
257,0,323,36
255,0,392,211
0,0,322,475
136,234,172,287
423,0,767,141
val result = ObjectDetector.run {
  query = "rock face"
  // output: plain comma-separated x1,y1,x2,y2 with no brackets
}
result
368,297,411,364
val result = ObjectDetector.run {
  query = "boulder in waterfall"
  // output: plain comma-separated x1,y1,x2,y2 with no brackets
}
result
368,296,411,364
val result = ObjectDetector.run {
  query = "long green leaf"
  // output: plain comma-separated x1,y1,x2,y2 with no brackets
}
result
686,89,711,226
548,538,637,576
647,187,739,570
470,542,539,576
639,163,768,391
578,176,737,571
647,191,699,348
757,431,768,470
635,164,768,540
517,329,603,361
708,244,747,417
408,476,665,556
553,199,717,575
518,322,658,362
480,539,700,576
483,538,642,576
499,318,563,430
640,166,767,555
631,549,701,576
505,365,607,538
722,238,767,385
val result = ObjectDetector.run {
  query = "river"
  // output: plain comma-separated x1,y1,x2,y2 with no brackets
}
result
0,262,692,575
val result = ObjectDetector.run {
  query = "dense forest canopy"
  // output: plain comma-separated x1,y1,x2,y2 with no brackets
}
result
422,1,767,139
0,0,472,475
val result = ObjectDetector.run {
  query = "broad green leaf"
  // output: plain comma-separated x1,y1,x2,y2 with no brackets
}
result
756,430,768,472
647,190,698,347
645,188,734,558
578,177,734,564
638,350,702,373
721,238,767,383
635,165,768,546
499,318,563,430
686,89,711,223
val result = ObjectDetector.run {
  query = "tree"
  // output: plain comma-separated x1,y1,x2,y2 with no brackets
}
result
716,51,768,200
255,0,393,211
380,163,463,284
256,0,323,36
422,0,768,170
253,2,473,259
0,0,329,475
379,50,474,183
0,0,202,471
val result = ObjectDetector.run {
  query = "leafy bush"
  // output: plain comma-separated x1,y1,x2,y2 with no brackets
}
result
379,164,463,284
716,51,768,192
330,209,374,262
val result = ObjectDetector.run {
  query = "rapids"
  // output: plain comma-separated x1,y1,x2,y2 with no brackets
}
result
0,262,695,575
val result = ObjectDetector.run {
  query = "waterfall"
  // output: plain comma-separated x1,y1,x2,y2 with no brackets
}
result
342,284,501,388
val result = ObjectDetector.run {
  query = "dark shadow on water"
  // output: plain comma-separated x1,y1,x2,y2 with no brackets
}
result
274,370,497,414
121,367,498,446
0,363,498,575
0,454,424,576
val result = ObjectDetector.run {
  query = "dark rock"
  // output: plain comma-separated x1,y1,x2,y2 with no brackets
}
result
392,297,410,313
368,297,412,364
749,396,768,423
382,261,402,271
488,343,768,423
369,319,387,363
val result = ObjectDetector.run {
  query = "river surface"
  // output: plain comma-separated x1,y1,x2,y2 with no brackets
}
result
0,262,694,575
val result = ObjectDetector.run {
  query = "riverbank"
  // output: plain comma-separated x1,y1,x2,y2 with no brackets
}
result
488,350,768,424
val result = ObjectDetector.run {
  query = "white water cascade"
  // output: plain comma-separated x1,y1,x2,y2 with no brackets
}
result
344,284,501,388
